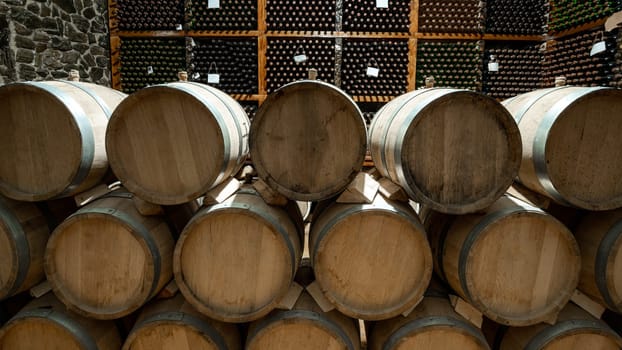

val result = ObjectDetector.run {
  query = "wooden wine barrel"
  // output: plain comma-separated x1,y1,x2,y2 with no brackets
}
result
502,86,622,210
369,296,490,350
174,187,303,323
425,194,581,326
574,209,622,313
0,81,126,202
0,196,50,300
123,294,241,350
106,82,250,205
310,194,432,320
495,303,622,349
0,293,122,349
246,291,361,350
250,80,367,201
44,190,175,320
369,88,522,215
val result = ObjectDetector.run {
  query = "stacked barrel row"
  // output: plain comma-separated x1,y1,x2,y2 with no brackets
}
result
0,77,622,349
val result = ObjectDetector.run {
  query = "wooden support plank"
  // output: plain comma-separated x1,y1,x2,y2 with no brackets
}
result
449,295,483,328
203,177,241,205
359,320,368,349
74,184,113,207
337,172,379,204
257,0,266,32
276,282,304,310
410,0,419,35
132,196,165,216
156,280,179,300
378,178,409,202
30,281,52,298
110,35,122,90
506,182,552,210
408,38,417,91
571,289,606,320
258,35,267,97
306,281,335,313
253,179,288,206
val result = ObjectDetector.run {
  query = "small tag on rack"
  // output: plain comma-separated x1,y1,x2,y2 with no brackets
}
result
208,0,220,9
192,72,201,80
176,24,183,31
366,67,380,77
147,65,154,75
294,54,308,64
488,62,499,72
590,41,606,56
376,0,388,8
208,73,220,84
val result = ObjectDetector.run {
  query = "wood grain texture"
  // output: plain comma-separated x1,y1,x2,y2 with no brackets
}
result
574,209,622,313
246,292,361,350
370,88,521,215
310,194,432,320
498,303,622,350
44,191,175,320
174,188,302,323
0,293,121,350
369,297,489,350
106,82,250,205
0,196,50,300
123,294,241,350
250,80,367,201
426,195,580,327
0,81,126,201
503,87,622,210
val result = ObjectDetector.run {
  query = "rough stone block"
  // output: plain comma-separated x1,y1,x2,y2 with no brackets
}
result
15,48,34,63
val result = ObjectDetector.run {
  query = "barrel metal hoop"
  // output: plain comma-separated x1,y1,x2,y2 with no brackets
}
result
524,319,621,350
376,89,438,182
458,206,540,302
394,90,466,203
247,309,356,350
166,83,231,186
204,202,298,278
60,81,114,118
24,82,95,198
138,311,229,350
0,200,30,297
510,86,571,124
10,308,98,350
533,87,608,206
382,315,488,350
75,207,162,299
595,220,622,310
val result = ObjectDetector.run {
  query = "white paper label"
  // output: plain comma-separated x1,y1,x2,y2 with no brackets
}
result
366,67,380,77
208,73,220,84
488,62,499,72
147,66,154,75
192,72,201,79
208,0,220,8
294,54,308,63
376,0,388,8
591,41,606,56
176,24,183,30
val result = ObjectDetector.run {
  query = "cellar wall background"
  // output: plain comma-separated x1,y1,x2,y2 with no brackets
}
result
0,0,111,85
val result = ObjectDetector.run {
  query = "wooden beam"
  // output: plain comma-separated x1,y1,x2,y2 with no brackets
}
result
407,38,417,91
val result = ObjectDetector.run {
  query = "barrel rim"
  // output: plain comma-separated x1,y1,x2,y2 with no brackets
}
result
596,219,622,312
311,203,432,320
105,85,228,205
461,210,580,326
0,83,85,202
524,318,622,350
0,217,21,300
250,80,367,201
174,204,299,323
541,88,622,211
44,210,159,320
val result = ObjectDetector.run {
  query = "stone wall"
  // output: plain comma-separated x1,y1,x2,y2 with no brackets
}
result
0,0,110,86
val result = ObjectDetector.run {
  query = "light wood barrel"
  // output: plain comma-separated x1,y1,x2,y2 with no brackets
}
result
0,81,126,202
310,194,432,320
123,294,241,350
246,291,361,350
496,303,622,350
574,209,622,313
174,187,303,323
44,190,175,319
425,194,581,326
0,293,122,350
0,196,50,300
369,296,490,350
250,80,367,201
369,88,522,215
502,87,622,210
106,82,250,205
